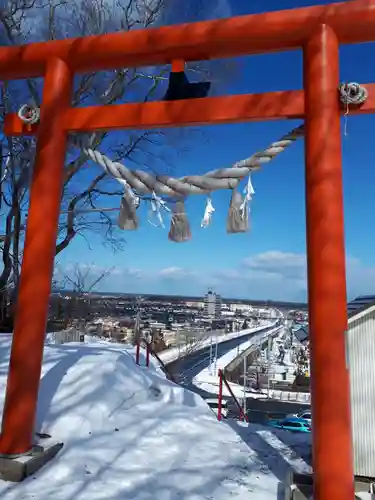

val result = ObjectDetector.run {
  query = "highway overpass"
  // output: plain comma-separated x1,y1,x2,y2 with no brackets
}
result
165,323,308,422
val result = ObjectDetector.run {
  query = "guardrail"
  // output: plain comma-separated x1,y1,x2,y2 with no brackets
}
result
268,389,311,404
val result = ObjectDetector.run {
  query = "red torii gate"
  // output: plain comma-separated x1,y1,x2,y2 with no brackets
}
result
1,1,375,498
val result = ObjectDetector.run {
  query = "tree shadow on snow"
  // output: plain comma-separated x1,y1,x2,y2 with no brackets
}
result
34,347,103,433
1,342,265,500
4,406,263,500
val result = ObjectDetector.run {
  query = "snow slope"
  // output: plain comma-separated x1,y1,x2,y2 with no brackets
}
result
0,334,310,500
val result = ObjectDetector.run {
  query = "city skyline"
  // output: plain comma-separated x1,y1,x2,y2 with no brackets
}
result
53,284,308,309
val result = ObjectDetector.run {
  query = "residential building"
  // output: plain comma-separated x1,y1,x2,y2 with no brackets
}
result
203,289,222,319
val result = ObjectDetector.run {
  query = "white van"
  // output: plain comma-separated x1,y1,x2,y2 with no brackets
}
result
205,398,228,418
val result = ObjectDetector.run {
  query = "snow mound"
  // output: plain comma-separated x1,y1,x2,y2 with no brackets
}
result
0,335,311,500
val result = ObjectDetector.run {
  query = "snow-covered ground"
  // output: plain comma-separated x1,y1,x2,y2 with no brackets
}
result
193,326,283,399
158,320,278,365
0,333,312,500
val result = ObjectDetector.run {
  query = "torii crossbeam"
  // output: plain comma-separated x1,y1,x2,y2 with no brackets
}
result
2,2,375,498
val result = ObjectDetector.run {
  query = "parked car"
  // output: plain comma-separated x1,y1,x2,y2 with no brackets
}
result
287,410,312,425
268,416,311,433
205,398,228,418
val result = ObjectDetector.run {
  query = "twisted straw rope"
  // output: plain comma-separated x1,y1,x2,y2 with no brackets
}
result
81,125,305,198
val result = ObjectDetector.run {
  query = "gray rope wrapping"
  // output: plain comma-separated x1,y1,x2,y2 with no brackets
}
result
338,82,368,107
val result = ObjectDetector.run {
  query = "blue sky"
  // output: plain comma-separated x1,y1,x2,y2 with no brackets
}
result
57,0,375,301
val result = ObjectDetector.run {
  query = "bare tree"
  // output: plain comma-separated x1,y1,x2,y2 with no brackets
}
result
0,0,234,327
61,263,114,295
57,262,114,329
294,344,309,376
130,295,143,346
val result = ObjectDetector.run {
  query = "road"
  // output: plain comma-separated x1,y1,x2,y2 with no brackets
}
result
168,324,276,391
168,323,308,422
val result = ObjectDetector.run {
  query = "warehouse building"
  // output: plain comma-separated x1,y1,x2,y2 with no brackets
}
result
346,294,375,479
293,295,375,479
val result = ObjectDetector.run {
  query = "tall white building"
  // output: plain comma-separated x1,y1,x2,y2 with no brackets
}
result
203,289,222,318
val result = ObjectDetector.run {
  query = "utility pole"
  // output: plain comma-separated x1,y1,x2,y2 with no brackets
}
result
243,352,247,418
133,296,143,344
237,321,240,356
290,319,294,348
267,335,272,398
214,330,218,375
177,326,181,360
209,321,213,374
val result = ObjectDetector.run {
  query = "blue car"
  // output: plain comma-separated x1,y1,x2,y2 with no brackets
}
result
268,416,311,433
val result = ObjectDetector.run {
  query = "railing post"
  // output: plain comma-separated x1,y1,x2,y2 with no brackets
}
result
304,24,354,500
0,57,72,456
147,344,176,382
221,371,248,422
135,341,140,365
146,342,150,367
218,369,223,421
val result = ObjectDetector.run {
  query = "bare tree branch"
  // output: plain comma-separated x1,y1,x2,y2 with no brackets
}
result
60,262,114,294
0,0,235,325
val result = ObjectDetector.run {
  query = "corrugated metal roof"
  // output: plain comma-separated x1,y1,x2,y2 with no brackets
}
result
291,295,375,342
293,326,309,343
347,295,375,318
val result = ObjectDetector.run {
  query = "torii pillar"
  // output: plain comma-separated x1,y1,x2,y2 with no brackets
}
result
304,25,353,499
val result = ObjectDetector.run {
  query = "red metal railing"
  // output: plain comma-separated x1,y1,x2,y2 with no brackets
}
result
135,341,141,365
218,369,249,422
142,340,176,382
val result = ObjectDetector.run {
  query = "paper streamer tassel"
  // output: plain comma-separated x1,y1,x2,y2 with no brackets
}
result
226,190,249,234
168,200,192,242
118,190,139,230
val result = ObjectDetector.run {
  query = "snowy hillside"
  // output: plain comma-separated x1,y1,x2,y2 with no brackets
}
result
0,335,311,500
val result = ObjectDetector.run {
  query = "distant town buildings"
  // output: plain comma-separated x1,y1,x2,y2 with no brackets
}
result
48,290,283,350
204,289,222,319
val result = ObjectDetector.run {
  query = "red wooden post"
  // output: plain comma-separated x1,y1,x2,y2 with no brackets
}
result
304,24,354,500
146,343,150,367
239,407,245,422
0,58,72,456
222,371,248,422
218,369,223,421
135,342,140,366
171,59,185,72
